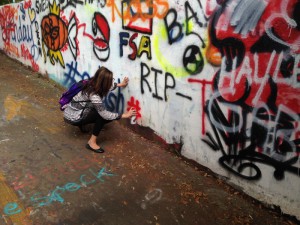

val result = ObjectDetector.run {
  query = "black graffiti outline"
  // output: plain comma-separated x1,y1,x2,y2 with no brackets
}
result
203,97,300,181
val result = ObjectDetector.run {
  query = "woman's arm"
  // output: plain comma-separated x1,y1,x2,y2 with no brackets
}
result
121,108,136,119
90,94,136,120
117,77,129,87
90,94,121,120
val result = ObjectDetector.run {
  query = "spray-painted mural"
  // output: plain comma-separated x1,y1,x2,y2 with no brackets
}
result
0,0,299,219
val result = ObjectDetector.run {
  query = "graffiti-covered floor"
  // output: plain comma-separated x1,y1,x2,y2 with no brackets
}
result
0,52,297,225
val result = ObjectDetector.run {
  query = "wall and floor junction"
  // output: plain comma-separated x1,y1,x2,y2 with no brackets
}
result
0,0,299,219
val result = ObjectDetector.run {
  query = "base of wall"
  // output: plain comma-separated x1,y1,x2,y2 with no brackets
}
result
120,119,183,154
119,120,300,224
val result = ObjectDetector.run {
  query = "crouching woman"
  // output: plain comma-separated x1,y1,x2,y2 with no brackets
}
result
63,66,136,153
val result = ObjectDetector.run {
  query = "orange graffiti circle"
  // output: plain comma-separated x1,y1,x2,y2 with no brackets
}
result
41,15,68,51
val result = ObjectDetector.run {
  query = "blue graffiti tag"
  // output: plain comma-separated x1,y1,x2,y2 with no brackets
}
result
63,61,91,88
105,78,124,114
3,202,22,215
2,167,114,216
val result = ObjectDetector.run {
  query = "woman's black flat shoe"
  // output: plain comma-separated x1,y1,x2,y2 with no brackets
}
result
86,144,105,153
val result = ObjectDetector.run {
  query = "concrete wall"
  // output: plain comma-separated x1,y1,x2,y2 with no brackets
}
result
0,0,299,219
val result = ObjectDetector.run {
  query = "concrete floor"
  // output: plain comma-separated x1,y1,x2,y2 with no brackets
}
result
0,51,298,225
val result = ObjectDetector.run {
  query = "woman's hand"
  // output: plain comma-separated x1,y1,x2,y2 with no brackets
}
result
122,107,137,119
118,77,129,87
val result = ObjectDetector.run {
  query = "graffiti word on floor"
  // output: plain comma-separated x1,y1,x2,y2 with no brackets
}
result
2,167,115,217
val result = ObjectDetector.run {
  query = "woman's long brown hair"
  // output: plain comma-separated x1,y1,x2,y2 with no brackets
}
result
82,66,113,98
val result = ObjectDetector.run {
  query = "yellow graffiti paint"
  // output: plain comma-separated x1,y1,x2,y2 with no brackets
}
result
0,173,32,224
153,21,209,78
85,4,96,14
138,36,152,59
187,18,194,33
48,49,65,68
3,95,28,121
3,95,60,134
153,23,189,78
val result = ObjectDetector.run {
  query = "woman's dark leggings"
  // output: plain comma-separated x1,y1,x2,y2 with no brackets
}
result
78,109,112,136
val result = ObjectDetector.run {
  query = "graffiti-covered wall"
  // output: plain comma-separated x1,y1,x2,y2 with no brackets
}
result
1,0,299,219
